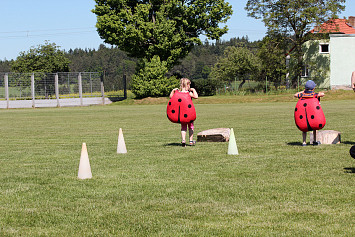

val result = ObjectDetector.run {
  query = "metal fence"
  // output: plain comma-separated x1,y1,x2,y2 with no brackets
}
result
0,72,108,109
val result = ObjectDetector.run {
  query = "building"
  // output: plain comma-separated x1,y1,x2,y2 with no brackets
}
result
302,17,355,89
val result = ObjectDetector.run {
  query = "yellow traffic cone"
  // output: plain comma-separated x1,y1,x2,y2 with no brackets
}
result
228,128,239,155
78,143,92,179
117,128,127,154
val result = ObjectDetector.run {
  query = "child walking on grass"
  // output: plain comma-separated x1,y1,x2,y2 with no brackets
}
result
169,78,198,147
294,80,325,146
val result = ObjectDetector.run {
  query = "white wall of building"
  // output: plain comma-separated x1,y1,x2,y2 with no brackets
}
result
330,34,355,89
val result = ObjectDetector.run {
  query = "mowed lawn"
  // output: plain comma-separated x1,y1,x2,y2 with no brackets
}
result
0,98,354,236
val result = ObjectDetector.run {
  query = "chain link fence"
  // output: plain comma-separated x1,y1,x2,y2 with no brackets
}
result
215,76,307,95
0,72,112,108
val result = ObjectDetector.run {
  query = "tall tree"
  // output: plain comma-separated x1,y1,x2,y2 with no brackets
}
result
11,41,70,73
93,0,232,97
11,41,70,98
257,34,289,89
210,46,261,89
92,0,232,69
245,0,345,85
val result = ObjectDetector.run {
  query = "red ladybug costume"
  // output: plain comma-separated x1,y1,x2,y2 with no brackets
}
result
294,92,326,132
167,91,196,124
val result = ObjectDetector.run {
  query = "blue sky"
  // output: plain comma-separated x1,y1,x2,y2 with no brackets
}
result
0,0,354,60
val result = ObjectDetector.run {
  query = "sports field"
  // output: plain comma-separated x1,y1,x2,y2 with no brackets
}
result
0,94,354,236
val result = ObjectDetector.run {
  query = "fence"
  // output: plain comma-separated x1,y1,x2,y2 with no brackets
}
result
215,76,306,95
0,72,110,109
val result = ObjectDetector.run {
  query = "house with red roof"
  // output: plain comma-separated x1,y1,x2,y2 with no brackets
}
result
301,16,355,89
310,17,355,34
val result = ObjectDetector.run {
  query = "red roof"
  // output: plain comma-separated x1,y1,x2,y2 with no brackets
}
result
310,18,355,34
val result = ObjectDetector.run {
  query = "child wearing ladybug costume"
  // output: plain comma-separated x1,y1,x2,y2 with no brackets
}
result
294,80,325,146
168,78,198,147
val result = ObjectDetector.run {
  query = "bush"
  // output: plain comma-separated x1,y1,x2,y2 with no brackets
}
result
192,77,221,96
131,56,179,98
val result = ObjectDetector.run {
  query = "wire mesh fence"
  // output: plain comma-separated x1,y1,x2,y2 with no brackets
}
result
215,77,306,95
0,72,110,108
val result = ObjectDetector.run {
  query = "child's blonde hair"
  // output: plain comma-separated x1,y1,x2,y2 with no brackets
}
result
180,78,191,90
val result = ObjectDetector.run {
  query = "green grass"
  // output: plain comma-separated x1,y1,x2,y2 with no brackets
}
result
0,96,354,236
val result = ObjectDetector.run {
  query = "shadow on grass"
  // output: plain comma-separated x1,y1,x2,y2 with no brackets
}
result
164,143,183,147
344,168,355,173
287,141,355,146
287,142,303,146
107,96,126,102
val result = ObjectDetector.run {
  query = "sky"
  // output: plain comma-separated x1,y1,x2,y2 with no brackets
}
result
0,0,354,61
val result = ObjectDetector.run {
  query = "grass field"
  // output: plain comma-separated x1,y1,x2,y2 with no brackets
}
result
0,95,354,236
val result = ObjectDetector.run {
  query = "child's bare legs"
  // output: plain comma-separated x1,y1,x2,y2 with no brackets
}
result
181,122,195,146
188,122,196,145
302,132,307,146
181,130,187,143
189,129,194,142
312,130,319,145
181,123,187,146
302,131,319,146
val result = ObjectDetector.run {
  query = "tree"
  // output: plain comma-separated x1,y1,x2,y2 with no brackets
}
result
93,0,232,69
11,41,70,73
11,41,70,98
245,0,345,86
210,46,261,89
93,0,232,97
131,56,179,98
257,34,289,89
66,44,137,91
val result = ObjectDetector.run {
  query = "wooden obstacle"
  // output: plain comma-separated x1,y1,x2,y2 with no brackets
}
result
197,128,230,142
310,130,341,144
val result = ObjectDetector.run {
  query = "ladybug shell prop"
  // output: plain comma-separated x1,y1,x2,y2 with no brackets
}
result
167,91,196,124
350,145,355,159
294,97,326,132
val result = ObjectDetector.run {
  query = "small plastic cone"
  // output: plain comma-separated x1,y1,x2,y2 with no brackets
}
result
78,143,92,179
117,128,127,154
228,128,239,155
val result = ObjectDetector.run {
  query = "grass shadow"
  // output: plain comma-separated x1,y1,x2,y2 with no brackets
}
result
288,141,355,146
287,142,303,146
107,96,126,102
164,143,182,147
344,168,355,173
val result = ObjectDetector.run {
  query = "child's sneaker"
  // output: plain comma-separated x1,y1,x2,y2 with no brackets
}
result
189,141,196,146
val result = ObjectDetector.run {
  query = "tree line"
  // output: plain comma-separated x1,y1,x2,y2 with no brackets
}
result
0,37,267,96
1,0,345,98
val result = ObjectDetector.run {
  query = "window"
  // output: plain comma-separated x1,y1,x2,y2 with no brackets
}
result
301,65,310,78
319,43,329,53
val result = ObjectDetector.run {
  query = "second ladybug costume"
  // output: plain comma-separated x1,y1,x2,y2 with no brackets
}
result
294,82,326,132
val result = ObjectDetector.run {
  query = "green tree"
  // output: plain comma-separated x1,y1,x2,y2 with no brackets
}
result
93,0,232,97
93,0,232,69
257,35,289,89
11,41,70,73
210,46,261,89
11,41,70,98
131,56,179,98
245,0,345,86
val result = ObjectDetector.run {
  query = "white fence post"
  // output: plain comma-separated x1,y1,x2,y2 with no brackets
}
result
31,73,35,108
78,73,83,106
55,73,60,107
5,73,9,109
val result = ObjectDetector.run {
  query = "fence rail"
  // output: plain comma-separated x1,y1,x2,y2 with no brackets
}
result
0,72,107,109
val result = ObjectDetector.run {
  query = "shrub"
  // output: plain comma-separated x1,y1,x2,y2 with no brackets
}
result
192,77,221,96
131,56,179,98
